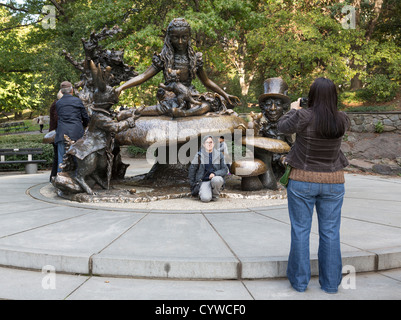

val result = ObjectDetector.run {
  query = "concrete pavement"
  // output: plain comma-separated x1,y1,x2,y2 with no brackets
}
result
0,159,400,300
0,265,400,300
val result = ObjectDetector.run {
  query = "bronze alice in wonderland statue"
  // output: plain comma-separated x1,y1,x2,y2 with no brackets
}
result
116,18,240,117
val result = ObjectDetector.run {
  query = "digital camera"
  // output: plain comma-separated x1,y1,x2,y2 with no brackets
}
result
300,97,308,108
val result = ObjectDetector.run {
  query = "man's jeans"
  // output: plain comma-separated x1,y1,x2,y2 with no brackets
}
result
286,179,345,293
56,141,66,173
199,176,224,202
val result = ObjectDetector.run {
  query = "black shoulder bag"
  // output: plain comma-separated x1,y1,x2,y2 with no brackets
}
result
191,154,207,196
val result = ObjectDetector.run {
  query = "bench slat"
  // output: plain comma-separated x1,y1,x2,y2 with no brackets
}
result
0,151,44,156
0,148,43,152
0,160,47,164
0,148,44,156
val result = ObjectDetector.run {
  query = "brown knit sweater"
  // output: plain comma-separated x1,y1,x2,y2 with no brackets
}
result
289,168,345,184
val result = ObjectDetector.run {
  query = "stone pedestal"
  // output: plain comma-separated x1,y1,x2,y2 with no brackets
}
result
25,163,38,174
115,114,248,183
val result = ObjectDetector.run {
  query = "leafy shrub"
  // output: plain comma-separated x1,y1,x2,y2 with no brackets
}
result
361,74,399,102
338,90,368,107
126,145,147,157
342,104,397,112
375,121,384,133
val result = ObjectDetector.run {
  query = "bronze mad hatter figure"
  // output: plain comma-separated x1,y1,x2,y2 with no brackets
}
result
258,77,294,181
259,77,293,142
226,78,294,191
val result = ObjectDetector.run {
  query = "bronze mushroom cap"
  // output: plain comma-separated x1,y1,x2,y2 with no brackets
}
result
242,136,290,154
240,136,291,190
231,158,268,191
231,158,267,177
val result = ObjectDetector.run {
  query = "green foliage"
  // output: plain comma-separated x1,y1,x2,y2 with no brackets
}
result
342,104,397,113
362,74,399,102
339,90,367,106
126,145,146,157
375,121,384,133
0,0,400,113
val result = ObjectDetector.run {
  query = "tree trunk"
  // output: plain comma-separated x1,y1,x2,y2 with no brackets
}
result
349,0,384,90
350,75,363,90
238,62,255,96
234,40,255,97
350,56,363,90
365,0,384,41
14,111,22,120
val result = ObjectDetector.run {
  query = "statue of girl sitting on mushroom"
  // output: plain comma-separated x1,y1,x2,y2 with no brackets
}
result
115,18,240,118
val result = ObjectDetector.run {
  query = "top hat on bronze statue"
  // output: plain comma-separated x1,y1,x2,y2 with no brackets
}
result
258,77,290,104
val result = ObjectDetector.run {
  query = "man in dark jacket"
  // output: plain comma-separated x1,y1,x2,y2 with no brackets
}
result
188,136,228,202
55,81,89,172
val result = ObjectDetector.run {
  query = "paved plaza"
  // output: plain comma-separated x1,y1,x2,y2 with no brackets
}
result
0,159,400,300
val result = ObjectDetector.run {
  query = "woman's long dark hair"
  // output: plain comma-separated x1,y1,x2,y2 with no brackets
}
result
307,77,348,139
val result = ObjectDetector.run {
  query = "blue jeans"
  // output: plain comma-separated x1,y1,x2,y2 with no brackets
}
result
56,141,66,173
286,179,345,293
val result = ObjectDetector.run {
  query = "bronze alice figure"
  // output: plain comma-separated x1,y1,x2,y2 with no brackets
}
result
116,18,240,117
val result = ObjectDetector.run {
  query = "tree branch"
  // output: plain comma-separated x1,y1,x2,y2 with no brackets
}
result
49,0,65,15
0,3,29,13
0,18,44,33
0,68,32,73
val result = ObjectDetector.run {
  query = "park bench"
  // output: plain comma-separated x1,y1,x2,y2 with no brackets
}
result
0,148,46,174
0,122,29,134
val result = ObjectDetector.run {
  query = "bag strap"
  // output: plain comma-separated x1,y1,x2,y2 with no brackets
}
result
197,153,208,182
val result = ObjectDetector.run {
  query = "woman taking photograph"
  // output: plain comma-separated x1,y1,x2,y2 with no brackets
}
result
277,77,350,293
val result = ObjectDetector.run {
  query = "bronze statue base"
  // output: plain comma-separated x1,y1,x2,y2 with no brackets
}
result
53,174,286,204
